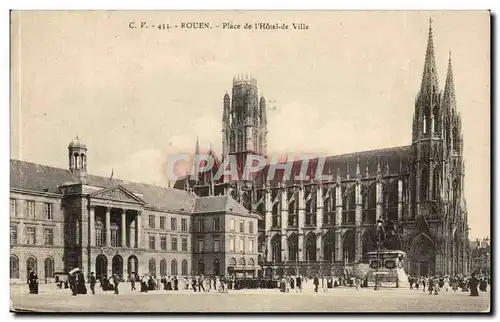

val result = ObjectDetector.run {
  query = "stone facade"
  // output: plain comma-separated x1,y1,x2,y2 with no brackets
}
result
179,21,470,278
10,141,259,283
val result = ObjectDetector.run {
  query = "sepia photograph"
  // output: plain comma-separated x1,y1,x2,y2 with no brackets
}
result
9,10,491,313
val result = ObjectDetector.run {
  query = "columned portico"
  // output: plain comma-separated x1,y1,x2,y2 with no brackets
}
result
105,207,111,247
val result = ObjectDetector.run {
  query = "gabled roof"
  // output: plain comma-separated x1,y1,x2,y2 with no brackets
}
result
194,195,258,218
89,184,146,205
10,159,196,213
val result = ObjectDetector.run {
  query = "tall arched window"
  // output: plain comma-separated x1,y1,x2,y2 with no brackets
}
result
171,259,178,276
75,220,80,245
10,255,19,278
432,167,440,200
149,258,156,277
44,257,54,279
181,259,188,276
420,167,428,200
422,114,427,135
433,108,439,133
159,258,167,276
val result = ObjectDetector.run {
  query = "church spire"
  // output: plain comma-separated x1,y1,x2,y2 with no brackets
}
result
195,136,200,156
420,18,439,95
443,51,457,111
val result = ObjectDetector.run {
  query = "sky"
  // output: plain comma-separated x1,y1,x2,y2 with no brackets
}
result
10,11,490,239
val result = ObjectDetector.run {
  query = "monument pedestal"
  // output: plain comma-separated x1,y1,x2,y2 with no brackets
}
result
365,250,408,288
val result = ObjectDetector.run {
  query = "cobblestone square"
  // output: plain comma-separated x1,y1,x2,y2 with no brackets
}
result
10,283,490,313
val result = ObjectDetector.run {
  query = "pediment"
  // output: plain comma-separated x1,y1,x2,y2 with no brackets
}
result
90,185,146,204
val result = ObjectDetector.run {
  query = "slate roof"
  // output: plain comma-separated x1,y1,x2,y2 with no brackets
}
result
194,195,257,218
10,159,196,213
173,145,411,188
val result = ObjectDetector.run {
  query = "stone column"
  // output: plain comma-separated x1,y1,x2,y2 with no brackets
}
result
89,205,96,247
136,211,142,249
397,179,403,221
335,184,342,226
130,218,136,248
105,207,111,247
355,180,363,262
121,209,127,247
376,179,382,221
280,186,288,261
316,233,322,262
335,230,343,262
298,184,305,261
265,186,272,262
316,184,323,231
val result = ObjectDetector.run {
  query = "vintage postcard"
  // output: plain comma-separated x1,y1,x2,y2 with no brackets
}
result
9,10,490,313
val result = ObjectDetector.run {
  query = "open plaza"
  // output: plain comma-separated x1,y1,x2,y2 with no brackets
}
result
11,282,490,313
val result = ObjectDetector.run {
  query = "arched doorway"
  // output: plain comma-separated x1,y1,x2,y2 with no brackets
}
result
171,259,178,276
181,259,188,276
323,230,335,262
26,256,37,276
95,254,108,279
410,234,435,277
112,255,123,277
10,255,19,279
343,230,355,263
305,233,316,262
160,259,167,276
213,259,221,276
127,255,138,276
44,257,54,279
271,234,282,262
288,233,298,261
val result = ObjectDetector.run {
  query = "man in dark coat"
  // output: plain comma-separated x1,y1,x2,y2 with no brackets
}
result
27,269,36,294
313,275,319,293
113,274,120,294
174,276,179,290
130,272,136,291
77,272,87,294
69,273,78,296
296,275,302,293
89,272,97,295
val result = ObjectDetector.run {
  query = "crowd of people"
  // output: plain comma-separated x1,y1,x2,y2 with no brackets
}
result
26,268,490,298
407,273,490,296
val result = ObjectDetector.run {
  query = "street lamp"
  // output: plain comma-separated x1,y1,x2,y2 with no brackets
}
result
374,218,385,291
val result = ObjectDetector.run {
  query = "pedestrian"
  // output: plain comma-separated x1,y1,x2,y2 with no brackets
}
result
89,272,97,295
469,274,479,297
130,272,136,291
69,273,78,296
192,276,197,292
296,275,303,293
198,275,206,292
174,276,179,291
313,275,319,293
27,269,36,294
113,273,120,295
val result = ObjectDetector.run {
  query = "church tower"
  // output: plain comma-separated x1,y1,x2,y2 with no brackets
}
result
410,19,444,221
222,75,268,179
68,135,87,182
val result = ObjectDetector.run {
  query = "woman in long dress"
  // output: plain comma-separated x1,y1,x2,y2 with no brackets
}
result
469,274,479,296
